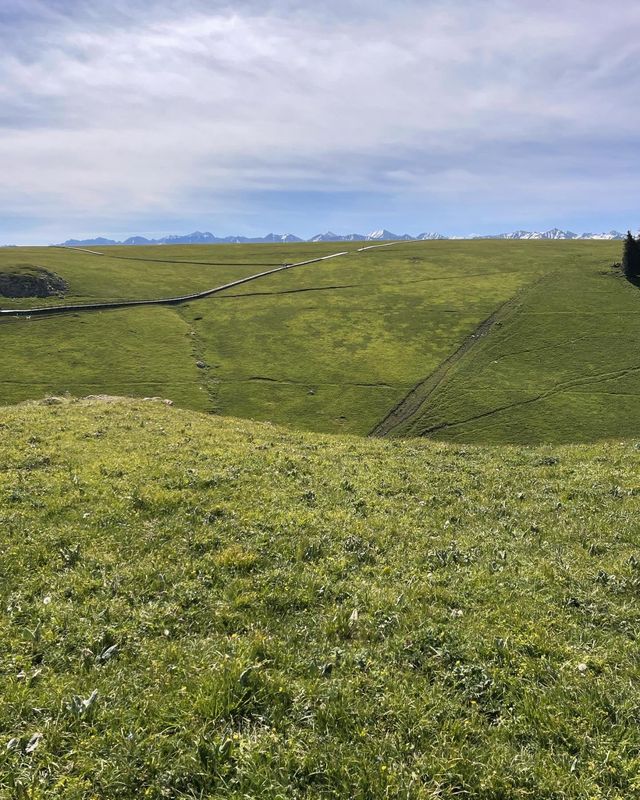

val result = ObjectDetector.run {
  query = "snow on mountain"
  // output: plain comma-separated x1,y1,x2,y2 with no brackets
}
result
309,232,334,242
475,229,625,241
578,231,624,240
538,228,578,240
220,232,303,244
216,236,248,244
223,233,303,244
159,231,219,244
58,227,627,247
480,229,578,240
310,232,367,242
366,230,413,241
475,230,529,240
261,233,303,243
122,236,152,245
59,231,303,246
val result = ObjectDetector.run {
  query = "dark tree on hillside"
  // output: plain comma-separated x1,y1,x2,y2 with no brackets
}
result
622,231,640,284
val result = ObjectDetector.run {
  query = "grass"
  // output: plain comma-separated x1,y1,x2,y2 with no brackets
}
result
0,308,210,410
0,244,301,308
389,263,640,444
2,240,624,439
2,397,640,798
176,241,535,434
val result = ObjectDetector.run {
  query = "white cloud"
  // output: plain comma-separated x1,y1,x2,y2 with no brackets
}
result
1,0,640,240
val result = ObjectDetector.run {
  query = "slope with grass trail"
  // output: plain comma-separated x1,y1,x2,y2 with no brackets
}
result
0,251,351,317
0,240,624,437
390,266,640,443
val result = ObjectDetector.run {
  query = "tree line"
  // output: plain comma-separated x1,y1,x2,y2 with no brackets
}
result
622,232,640,284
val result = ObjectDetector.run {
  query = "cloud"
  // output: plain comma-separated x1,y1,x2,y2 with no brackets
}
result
1,0,640,241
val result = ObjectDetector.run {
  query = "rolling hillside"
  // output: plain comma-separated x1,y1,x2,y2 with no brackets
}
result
376,262,640,444
1,397,640,798
2,240,638,798
1,240,631,442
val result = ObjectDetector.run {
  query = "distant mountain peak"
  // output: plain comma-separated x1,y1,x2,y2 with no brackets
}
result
476,228,623,241
310,231,366,242
54,227,626,248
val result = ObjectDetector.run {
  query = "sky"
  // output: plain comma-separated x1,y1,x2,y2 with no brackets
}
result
1,0,640,244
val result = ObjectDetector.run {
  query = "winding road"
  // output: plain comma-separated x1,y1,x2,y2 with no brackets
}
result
0,240,413,318
0,251,349,318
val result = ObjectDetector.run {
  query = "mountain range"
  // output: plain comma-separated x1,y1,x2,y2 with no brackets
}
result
473,228,624,241
59,231,305,247
56,228,626,247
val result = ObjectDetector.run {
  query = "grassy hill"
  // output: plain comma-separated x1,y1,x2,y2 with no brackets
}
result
2,397,640,799
0,244,299,308
1,240,630,442
383,263,640,443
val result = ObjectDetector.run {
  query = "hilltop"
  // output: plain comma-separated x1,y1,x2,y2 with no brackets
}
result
1,397,640,798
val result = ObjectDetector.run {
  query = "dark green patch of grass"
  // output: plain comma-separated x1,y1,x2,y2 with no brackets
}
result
1,398,640,798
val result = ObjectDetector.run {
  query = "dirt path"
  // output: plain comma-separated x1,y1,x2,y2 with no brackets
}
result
0,251,350,318
2,240,425,318
357,241,412,252
369,274,550,438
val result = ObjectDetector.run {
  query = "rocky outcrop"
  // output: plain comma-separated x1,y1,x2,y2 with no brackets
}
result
0,266,67,298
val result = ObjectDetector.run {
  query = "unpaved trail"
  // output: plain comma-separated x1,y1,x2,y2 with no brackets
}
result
0,251,350,318
369,304,512,437
369,274,551,438
1,239,425,318
357,241,414,252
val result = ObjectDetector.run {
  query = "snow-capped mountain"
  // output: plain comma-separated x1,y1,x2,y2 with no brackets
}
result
59,231,303,247
56,227,627,247
122,236,153,245
481,228,577,240
161,231,219,244
366,229,413,241
539,228,578,239
478,228,624,241
578,231,625,240
481,230,538,240
310,231,367,242
310,231,412,242
261,233,303,243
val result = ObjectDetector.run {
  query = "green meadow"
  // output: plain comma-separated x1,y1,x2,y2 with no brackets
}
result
385,261,640,444
2,398,640,799
1,240,629,441
2,240,640,798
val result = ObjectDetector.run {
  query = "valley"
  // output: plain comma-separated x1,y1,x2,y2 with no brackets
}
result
0,239,629,442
